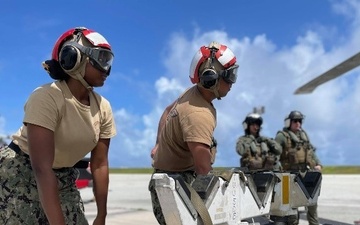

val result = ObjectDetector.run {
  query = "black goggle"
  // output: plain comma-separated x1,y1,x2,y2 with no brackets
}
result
221,64,239,84
248,119,262,126
292,119,302,123
72,42,114,74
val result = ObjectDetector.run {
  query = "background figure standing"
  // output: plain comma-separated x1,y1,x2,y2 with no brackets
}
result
0,27,116,225
236,113,282,171
275,110,322,225
149,41,239,225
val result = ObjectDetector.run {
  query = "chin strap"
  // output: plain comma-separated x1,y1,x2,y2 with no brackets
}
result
213,89,221,100
74,71,93,91
197,79,222,100
210,80,221,100
73,66,103,133
71,58,93,91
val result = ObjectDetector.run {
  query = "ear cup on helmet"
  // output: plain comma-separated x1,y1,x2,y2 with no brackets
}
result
284,110,304,128
242,121,248,130
200,68,218,89
243,113,263,132
284,118,290,128
59,43,82,72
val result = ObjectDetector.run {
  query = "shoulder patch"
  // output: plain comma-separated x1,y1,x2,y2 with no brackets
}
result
169,108,178,118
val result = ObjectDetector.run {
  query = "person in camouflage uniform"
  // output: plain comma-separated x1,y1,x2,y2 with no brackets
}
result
236,113,282,171
275,110,322,225
0,27,116,225
149,41,239,225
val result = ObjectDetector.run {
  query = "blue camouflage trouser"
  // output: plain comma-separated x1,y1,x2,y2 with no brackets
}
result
0,145,89,225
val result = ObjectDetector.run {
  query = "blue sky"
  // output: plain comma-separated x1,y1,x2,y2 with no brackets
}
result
1,0,360,167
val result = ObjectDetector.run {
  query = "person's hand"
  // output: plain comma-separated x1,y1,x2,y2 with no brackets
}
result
93,215,106,225
314,165,322,171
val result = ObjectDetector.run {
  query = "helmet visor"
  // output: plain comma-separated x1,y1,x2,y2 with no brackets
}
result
86,47,114,72
74,42,114,73
222,64,239,84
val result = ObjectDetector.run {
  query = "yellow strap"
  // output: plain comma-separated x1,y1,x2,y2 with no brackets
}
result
185,182,213,225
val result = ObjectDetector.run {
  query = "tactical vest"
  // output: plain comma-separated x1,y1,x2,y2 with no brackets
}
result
240,135,277,170
278,129,316,170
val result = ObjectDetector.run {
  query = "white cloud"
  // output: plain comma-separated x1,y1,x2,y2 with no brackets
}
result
0,116,11,145
109,1,360,167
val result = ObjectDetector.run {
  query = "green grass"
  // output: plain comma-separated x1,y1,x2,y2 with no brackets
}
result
109,168,154,174
321,166,360,174
109,166,360,174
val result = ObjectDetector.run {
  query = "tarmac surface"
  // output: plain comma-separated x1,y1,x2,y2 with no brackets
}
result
82,174,360,225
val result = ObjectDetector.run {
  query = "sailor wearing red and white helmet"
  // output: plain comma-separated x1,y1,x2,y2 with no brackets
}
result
0,27,116,225
149,41,239,225
189,41,239,99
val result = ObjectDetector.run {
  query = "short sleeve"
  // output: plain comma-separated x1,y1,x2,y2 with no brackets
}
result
99,97,116,139
23,87,61,131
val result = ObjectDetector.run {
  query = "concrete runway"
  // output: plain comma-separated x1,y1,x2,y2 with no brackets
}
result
82,174,360,225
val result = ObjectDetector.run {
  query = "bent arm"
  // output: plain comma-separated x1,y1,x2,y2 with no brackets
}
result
91,138,111,222
188,142,212,175
275,132,287,151
236,137,247,155
27,124,65,225
267,138,282,155
312,150,322,171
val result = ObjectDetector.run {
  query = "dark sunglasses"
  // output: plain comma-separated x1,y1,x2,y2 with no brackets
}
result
292,119,302,123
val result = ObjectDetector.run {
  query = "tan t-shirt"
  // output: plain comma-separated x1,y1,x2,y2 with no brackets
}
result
153,85,216,172
12,80,116,168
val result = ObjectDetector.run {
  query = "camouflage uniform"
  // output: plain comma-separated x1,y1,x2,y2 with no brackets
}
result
148,170,196,225
236,134,282,171
0,145,88,225
276,128,321,225
236,113,282,171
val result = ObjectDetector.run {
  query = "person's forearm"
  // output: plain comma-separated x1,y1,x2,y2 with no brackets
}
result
314,165,322,171
269,139,282,155
236,141,246,155
195,149,212,175
34,169,65,225
92,164,109,217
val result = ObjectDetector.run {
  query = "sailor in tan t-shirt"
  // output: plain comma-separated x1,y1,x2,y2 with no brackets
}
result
149,41,240,225
0,27,116,225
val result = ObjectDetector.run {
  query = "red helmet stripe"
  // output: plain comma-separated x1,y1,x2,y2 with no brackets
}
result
217,47,236,68
189,46,211,83
51,28,112,62
189,43,237,84
51,28,76,61
215,44,228,57
84,31,111,49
